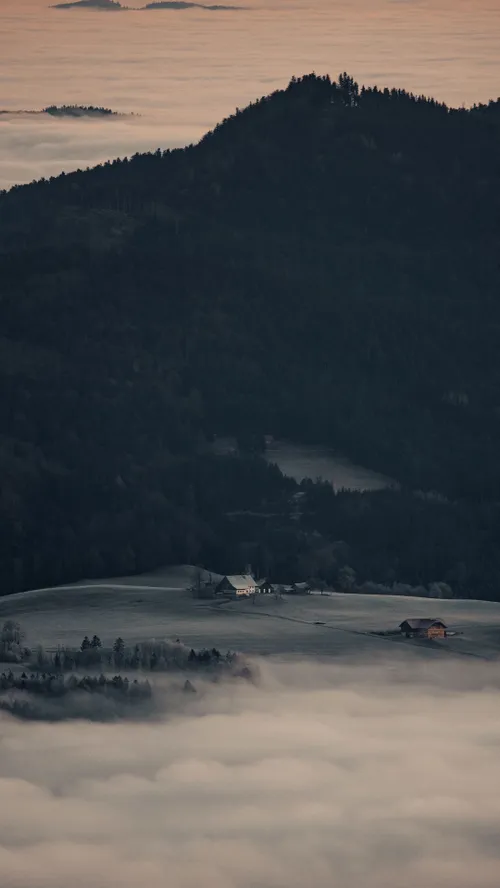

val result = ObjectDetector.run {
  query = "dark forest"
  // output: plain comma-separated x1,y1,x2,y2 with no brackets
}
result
1,73,499,598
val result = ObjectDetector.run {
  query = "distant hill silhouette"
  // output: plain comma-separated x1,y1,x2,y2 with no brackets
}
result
43,105,118,117
51,0,125,10
142,2,243,8
0,105,125,118
50,0,244,9
1,74,500,599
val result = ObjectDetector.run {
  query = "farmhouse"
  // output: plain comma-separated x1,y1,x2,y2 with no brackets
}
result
399,618,447,639
215,575,256,599
256,578,275,594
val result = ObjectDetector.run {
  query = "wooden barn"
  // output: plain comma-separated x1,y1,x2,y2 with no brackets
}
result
215,575,256,599
399,618,447,639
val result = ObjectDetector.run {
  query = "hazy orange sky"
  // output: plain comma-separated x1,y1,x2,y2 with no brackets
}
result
1,0,499,186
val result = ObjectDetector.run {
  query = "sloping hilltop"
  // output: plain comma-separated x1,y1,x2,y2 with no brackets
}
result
1,74,500,599
1,567,500,661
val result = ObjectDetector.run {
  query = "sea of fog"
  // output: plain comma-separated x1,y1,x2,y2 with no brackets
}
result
2,0,500,187
2,656,500,887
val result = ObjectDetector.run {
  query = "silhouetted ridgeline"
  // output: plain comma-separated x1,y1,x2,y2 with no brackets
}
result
44,105,118,117
51,0,124,10
0,74,500,598
0,105,121,118
142,2,244,9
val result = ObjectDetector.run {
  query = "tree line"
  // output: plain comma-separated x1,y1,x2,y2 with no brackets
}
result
1,621,252,676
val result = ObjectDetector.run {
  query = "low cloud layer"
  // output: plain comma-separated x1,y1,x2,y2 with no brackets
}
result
0,115,192,189
1,657,500,888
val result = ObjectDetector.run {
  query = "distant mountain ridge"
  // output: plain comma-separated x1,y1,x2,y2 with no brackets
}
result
1,73,500,598
0,105,123,118
50,0,243,8
142,2,243,9
51,0,124,9
43,104,119,117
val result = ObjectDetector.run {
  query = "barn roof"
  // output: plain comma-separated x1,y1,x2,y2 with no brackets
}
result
224,574,256,589
399,618,447,630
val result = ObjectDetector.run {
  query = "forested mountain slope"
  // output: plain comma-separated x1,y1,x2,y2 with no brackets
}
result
1,74,499,596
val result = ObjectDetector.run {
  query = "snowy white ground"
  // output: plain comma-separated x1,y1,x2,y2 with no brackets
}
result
1,565,500,662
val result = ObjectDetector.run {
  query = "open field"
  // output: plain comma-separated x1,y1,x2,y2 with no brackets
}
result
264,439,394,491
2,566,500,662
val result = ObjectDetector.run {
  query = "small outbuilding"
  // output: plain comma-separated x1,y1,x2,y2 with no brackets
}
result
399,618,447,639
215,575,256,599
279,582,311,595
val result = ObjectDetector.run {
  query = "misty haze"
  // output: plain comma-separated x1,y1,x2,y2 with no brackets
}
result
2,653,500,888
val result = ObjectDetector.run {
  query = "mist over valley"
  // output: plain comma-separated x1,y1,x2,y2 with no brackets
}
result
2,643,500,887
